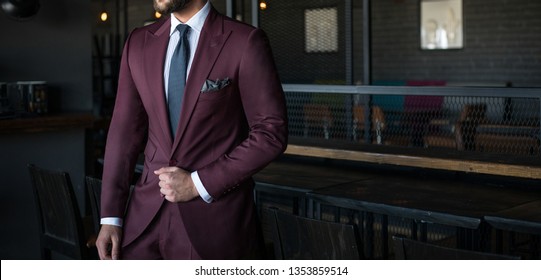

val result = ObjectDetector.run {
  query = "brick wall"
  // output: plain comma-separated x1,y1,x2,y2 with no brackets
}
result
259,0,540,86
371,0,541,87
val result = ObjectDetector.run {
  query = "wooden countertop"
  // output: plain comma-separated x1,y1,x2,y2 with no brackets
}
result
0,113,97,134
285,137,541,180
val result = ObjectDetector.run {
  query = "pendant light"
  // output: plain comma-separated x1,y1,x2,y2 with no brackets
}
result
99,0,108,22
0,0,40,20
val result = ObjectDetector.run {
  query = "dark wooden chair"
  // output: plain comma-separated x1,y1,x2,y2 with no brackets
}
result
424,103,487,150
353,105,386,144
85,176,102,247
303,103,333,140
269,208,362,260
28,164,97,259
85,176,102,234
392,236,520,260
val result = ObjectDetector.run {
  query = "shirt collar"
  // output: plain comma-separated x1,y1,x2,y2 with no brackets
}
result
169,1,210,36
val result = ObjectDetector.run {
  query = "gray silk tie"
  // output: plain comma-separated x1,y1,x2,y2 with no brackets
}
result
168,24,190,137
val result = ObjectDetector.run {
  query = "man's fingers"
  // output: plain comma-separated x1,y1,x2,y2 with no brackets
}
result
96,234,111,260
158,180,172,189
154,166,178,175
96,225,122,260
158,173,169,182
111,236,121,260
160,185,170,194
96,242,110,260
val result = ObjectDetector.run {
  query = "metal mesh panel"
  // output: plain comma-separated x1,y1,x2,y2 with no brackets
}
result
260,0,348,84
287,92,352,140
285,89,541,158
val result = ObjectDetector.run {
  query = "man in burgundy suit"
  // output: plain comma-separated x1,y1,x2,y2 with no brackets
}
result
96,0,287,259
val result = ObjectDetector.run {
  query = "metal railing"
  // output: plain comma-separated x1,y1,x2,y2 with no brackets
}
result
283,84,541,159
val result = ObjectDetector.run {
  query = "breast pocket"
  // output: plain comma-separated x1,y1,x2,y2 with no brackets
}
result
198,87,232,102
192,86,238,124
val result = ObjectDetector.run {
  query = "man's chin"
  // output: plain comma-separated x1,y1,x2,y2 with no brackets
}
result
154,0,190,15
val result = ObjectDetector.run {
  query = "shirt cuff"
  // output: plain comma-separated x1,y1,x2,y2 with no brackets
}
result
101,217,123,227
191,171,213,203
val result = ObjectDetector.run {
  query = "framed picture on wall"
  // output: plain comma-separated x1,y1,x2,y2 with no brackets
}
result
305,7,338,53
420,0,463,50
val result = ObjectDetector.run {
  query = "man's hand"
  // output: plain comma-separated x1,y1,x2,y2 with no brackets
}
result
154,167,199,202
96,224,122,260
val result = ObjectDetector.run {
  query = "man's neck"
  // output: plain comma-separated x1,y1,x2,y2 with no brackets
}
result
172,0,206,23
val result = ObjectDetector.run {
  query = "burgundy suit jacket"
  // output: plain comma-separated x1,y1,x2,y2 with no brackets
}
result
101,7,288,259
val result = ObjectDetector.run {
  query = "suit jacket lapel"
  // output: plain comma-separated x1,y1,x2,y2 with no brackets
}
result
171,8,232,156
144,18,174,150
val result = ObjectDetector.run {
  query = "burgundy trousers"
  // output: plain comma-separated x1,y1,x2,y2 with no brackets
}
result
121,201,202,260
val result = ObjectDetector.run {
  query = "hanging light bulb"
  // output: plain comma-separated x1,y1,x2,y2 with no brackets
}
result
259,1,267,11
100,11,108,22
155,11,162,19
99,0,108,22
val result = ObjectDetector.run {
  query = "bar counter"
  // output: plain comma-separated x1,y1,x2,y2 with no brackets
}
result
0,113,96,134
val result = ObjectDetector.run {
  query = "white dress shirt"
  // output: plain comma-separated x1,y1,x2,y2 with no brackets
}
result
101,2,213,227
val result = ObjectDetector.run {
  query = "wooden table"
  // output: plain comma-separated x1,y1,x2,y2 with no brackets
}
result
307,174,541,258
254,159,376,216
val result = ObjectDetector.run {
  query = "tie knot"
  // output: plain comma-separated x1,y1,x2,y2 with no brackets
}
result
176,24,190,37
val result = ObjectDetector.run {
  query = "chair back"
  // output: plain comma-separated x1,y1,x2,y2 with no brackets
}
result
353,105,386,144
392,236,520,260
28,164,89,259
85,176,102,234
270,208,362,260
353,106,386,128
456,103,487,150
303,104,333,139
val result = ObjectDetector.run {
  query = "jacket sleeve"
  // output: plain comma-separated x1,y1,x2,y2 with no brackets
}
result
100,30,149,218
197,28,288,200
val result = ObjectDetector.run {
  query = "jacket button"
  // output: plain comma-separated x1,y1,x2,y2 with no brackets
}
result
169,160,177,166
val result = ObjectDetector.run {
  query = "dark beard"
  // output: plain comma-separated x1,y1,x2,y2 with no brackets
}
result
153,0,191,14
